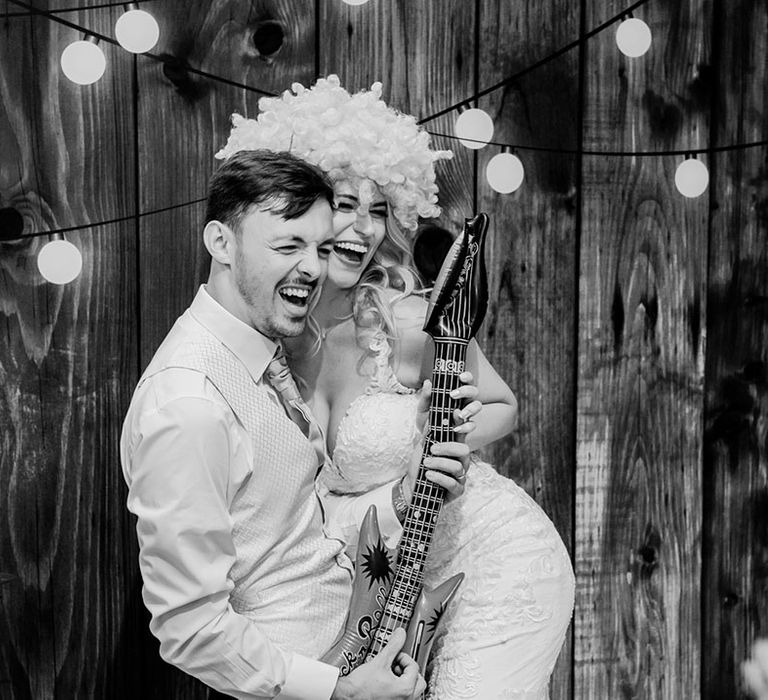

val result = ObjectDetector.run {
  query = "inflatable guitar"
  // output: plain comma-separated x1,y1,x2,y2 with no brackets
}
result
322,212,489,677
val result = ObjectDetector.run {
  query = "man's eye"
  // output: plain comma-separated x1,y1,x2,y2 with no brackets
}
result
277,246,298,254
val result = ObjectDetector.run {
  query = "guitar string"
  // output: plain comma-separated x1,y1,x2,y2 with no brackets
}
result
375,269,481,648
383,298,477,604
376,336,467,645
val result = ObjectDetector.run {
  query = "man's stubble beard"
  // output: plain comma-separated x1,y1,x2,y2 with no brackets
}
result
233,265,306,340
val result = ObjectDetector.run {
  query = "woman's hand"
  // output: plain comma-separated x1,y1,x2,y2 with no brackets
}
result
413,372,482,438
450,371,482,438
406,372,483,504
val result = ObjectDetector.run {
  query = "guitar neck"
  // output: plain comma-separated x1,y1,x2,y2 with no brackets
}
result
368,337,469,655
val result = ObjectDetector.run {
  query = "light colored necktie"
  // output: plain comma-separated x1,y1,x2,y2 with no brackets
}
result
264,344,328,474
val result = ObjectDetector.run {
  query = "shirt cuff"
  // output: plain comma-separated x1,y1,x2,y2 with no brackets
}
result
276,653,339,700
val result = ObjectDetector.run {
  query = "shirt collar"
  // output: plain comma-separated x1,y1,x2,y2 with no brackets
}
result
189,285,278,383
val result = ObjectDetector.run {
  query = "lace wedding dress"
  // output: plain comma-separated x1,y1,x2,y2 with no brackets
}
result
321,332,575,699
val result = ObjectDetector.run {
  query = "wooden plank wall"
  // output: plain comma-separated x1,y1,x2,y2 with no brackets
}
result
576,0,708,697
0,0,765,698
703,1,768,698
0,3,138,698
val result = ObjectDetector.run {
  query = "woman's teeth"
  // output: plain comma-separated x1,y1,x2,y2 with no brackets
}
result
334,241,368,264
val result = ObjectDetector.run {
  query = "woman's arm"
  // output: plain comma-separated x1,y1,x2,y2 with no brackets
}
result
461,339,518,451
392,294,518,452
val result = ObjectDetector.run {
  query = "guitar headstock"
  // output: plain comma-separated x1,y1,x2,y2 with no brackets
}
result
423,213,489,341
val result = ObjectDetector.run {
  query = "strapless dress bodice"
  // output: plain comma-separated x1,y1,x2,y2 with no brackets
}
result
324,386,421,494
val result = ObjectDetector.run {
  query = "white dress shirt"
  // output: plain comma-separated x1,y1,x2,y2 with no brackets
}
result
120,286,401,700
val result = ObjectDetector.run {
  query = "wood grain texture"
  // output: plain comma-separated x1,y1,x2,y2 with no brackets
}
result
575,1,709,698
0,5,137,698
475,2,581,697
2,2,767,698
702,1,768,697
137,0,317,367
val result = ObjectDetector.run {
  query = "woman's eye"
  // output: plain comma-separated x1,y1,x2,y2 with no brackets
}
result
370,207,388,219
334,199,357,212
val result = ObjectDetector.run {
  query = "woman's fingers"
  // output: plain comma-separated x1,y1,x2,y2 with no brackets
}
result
450,381,478,402
414,379,432,433
424,441,471,496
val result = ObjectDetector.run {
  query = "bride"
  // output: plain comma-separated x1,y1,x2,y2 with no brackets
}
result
216,75,575,700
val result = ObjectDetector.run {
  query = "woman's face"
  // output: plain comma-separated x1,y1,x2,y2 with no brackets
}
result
328,179,389,290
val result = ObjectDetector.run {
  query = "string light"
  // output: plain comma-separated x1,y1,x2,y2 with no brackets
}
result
60,35,106,84
615,16,652,57
115,3,159,54
37,237,83,284
5,0,765,241
454,106,494,150
675,156,709,198
486,149,525,193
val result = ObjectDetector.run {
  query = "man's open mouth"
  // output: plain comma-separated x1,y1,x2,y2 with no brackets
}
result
333,240,368,266
278,285,312,308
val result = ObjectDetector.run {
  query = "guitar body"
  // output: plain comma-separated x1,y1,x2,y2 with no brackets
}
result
326,213,490,682
402,573,464,669
322,506,396,673
322,508,464,674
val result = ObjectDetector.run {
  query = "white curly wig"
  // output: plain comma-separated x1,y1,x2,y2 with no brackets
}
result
215,74,452,232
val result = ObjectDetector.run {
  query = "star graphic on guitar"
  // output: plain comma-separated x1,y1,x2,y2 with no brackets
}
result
361,541,394,589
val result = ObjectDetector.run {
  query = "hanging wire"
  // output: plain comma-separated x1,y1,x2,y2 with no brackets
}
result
425,131,768,157
13,197,206,241
4,0,278,96
416,0,654,124
2,1,157,19
4,0,766,242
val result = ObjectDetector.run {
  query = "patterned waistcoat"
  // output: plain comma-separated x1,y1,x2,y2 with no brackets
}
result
154,326,351,658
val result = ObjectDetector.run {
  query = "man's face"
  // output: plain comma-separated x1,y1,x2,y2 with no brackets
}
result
230,198,334,338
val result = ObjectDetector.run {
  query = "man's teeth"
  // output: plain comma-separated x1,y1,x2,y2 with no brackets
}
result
280,287,310,304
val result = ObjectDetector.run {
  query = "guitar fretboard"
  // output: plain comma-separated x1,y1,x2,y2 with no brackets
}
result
367,337,469,656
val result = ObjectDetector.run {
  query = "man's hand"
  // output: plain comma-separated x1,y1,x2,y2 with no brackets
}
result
406,371,481,504
331,628,426,699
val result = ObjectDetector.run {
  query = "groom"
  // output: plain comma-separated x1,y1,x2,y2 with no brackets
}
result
120,150,469,699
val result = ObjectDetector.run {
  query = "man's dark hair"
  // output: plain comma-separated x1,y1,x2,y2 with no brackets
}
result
205,149,335,232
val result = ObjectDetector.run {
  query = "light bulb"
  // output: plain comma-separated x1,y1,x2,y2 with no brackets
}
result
60,38,106,85
454,108,494,150
615,18,652,58
341,0,370,5
37,240,83,284
486,152,525,193
675,158,709,198
115,8,160,53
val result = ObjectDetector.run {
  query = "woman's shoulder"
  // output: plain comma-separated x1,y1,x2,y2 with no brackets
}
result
388,290,430,330
383,291,432,385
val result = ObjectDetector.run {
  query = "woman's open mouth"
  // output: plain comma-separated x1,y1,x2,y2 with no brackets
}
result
333,240,369,266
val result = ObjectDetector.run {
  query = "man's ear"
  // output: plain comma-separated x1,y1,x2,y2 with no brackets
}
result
203,220,235,266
